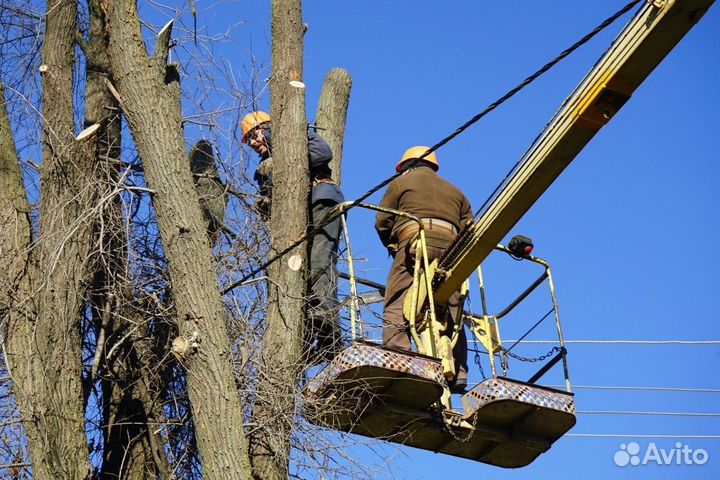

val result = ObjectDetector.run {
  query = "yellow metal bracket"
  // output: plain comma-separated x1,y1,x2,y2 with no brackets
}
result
468,315,501,354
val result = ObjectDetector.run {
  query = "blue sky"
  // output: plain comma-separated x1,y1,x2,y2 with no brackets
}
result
215,1,720,478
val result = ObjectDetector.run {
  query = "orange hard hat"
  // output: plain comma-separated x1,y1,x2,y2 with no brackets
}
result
396,146,438,172
241,111,271,143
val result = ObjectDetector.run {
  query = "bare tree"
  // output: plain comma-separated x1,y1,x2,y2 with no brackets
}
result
2,1,95,477
249,0,309,478
0,1,369,478
104,1,252,478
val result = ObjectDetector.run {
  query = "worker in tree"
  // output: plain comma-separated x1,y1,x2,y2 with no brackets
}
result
241,111,345,359
375,146,471,392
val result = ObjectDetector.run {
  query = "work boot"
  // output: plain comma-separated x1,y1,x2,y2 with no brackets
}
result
449,370,468,394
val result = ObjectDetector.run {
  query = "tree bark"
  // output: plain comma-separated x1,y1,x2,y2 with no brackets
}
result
315,68,352,185
249,1,309,479
0,83,34,480
105,3,252,479
3,0,96,477
0,82,32,314
80,2,166,477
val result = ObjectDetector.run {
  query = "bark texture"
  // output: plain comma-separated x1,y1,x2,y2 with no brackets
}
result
0,82,31,314
250,1,309,479
3,1,95,477
105,3,251,479
315,68,352,185
82,2,166,477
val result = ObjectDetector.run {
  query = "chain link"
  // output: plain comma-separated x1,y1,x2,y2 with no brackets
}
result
443,345,563,442
473,350,487,380
501,345,561,363
441,403,481,443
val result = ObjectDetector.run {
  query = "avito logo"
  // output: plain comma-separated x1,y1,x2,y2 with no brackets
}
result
614,442,709,466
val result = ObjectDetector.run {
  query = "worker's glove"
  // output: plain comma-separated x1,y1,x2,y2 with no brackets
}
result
256,196,271,221
257,156,273,178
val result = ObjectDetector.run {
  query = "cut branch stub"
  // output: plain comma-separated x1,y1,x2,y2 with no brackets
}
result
75,123,100,141
154,19,174,67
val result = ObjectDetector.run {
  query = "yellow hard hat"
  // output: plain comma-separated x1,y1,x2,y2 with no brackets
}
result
396,146,438,172
241,111,271,143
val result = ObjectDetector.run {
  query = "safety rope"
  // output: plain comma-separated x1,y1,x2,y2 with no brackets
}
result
222,0,642,295
505,307,555,353
470,0,642,220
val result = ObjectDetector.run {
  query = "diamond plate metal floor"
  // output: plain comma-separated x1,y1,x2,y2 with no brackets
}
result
304,343,575,467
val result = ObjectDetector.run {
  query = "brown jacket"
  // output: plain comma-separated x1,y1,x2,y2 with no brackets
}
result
375,165,473,249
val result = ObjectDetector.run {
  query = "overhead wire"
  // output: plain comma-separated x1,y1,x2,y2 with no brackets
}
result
222,0,643,294
577,410,720,417
547,385,720,394
566,434,720,439
482,340,720,345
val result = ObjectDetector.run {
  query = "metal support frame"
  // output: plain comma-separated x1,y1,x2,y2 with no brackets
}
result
333,201,442,357
340,213,362,340
334,201,572,393
467,245,572,392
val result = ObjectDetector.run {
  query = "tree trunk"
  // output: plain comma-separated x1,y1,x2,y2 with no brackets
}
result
0,83,34,480
250,1,309,479
3,0,96,477
0,82,32,314
105,3,252,479
79,2,164,477
315,68,352,185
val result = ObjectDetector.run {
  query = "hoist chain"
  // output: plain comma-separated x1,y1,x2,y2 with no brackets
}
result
443,346,562,441
473,350,487,380
501,345,561,363
441,402,481,444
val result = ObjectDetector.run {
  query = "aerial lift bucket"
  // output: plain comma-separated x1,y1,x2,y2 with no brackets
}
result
305,216,575,466
304,0,720,465
305,343,575,467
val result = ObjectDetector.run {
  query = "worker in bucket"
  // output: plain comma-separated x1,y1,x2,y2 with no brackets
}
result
375,146,471,392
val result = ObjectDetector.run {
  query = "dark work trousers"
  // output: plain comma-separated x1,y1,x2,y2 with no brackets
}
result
307,199,342,352
383,237,468,381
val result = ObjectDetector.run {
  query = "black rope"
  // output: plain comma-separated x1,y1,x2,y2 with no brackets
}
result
506,307,555,353
220,173,402,294
222,0,641,295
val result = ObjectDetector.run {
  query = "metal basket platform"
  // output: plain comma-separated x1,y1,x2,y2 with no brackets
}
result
305,343,446,433
304,344,575,467
443,377,576,467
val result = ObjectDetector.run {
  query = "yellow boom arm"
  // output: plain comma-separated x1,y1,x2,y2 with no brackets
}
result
431,0,715,304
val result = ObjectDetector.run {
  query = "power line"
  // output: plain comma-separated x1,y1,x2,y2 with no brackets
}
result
566,434,720,439
473,340,720,345
221,0,642,294
577,410,720,417
547,385,720,394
